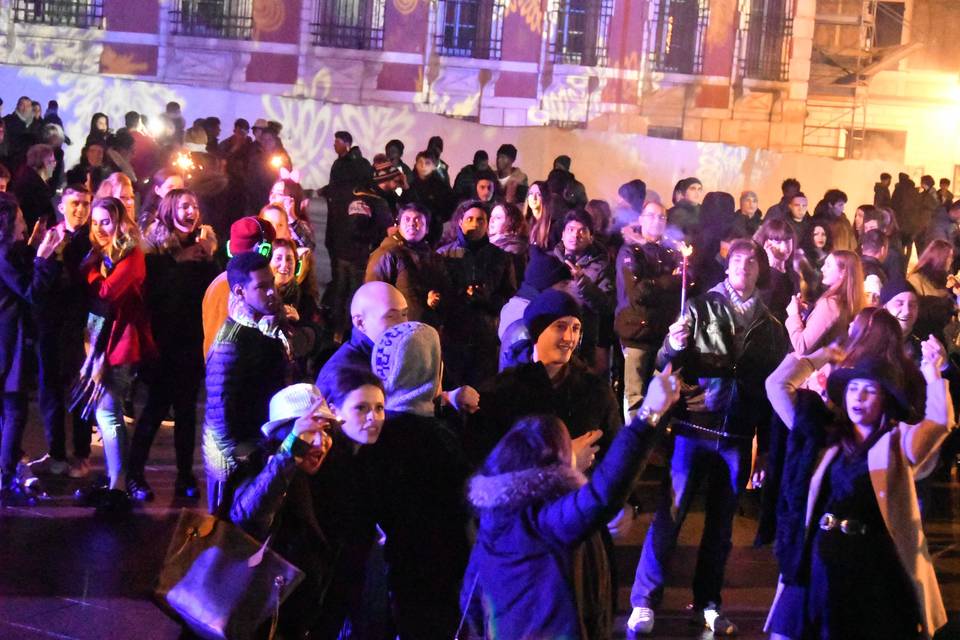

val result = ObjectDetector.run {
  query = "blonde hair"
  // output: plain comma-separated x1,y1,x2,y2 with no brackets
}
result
95,172,133,200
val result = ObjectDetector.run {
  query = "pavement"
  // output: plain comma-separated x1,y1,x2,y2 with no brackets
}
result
1,403,958,640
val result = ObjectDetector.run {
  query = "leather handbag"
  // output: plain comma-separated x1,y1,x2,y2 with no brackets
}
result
155,509,305,640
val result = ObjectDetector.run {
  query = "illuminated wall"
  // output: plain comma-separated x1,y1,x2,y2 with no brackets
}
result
2,0,956,196
0,63,912,212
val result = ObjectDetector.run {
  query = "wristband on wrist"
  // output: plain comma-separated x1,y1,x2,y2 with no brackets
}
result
637,405,662,426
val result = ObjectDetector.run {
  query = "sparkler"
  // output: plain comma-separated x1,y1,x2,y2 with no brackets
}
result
678,242,693,317
270,154,284,170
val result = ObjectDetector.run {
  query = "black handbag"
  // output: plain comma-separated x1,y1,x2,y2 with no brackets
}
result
154,509,305,640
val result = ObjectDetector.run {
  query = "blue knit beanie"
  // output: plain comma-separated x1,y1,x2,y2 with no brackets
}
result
523,290,582,341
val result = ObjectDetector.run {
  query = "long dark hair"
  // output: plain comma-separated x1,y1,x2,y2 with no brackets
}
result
911,238,953,288
155,188,200,234
830,307,920,454
481,414,572,475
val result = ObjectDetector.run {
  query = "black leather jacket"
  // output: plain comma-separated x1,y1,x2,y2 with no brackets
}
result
656,288,788,445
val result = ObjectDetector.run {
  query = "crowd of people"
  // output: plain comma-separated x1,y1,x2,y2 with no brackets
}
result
0,91,957,639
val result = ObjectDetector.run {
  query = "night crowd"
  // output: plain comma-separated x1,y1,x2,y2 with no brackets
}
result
0,92,957,640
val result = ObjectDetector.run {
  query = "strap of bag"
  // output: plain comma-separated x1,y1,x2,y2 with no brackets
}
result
454,572,479,640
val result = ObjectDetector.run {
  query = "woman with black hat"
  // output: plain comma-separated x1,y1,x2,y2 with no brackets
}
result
764,328,953,639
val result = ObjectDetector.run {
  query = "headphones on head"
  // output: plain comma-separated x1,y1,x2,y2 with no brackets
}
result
226,217,273,258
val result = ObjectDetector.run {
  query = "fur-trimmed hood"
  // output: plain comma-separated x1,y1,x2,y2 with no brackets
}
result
468,464,586,511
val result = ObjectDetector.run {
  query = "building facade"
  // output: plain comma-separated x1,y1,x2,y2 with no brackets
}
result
2,0,959,178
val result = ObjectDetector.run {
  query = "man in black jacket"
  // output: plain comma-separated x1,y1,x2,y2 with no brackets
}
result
615,202,682,422
628,239,788,637
28,186,94,479
202,253,287,512
436,200,516,387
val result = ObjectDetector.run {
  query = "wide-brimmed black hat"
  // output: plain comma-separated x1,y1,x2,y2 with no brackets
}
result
826,357,911,421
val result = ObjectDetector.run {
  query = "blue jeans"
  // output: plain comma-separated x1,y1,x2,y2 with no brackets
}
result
630,433,750,610
94,365,134,490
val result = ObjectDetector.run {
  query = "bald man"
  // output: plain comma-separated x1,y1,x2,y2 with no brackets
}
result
316,281,408,398
316,281,481,413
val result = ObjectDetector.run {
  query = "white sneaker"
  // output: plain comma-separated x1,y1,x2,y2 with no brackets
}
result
29,454,70,476
627,606,655,635
701,606,738,636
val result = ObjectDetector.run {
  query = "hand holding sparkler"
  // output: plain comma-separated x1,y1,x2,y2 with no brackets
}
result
678,241,693,317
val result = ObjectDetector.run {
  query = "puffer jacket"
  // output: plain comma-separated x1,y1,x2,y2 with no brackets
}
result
202,318,286,482
614,234,683,347
365,232,449,325
461,415,662,640
656,285,789,444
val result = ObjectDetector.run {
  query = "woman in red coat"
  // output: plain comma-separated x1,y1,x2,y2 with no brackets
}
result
76,196,155,512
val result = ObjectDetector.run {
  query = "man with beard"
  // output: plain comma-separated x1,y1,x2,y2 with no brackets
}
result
436,200,516,387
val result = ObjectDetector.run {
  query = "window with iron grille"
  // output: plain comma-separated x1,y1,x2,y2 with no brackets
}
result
648,0,709,74
170,0,253,40
740,0,794,81
312,0,386,50
12,0,104,28
435,0,506,60
548,0,614,67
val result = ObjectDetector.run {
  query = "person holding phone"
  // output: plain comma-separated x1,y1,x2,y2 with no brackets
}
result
128,189,218,501
0,193,64,505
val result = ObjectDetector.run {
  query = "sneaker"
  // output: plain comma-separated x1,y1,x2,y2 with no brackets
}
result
74,477,110,506
161,410,175,428
29,454,70,476
627,606,655,635
68,457,92,479
695,605,738,636
127,476,155,502
174,473,200,499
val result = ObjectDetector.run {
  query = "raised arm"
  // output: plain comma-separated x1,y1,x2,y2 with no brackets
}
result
903,338,956,472
765,345,841,429
785,296,840,355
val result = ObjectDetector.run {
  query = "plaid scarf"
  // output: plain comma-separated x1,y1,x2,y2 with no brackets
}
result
227,295,293,360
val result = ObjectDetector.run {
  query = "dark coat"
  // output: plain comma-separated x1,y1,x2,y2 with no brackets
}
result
472,360,621,464
326,185,394,267
462,416,661,640
491,234,529,284
315,330,373,398
614,237,683,347
874,182,892,209
436,230,517,335
0,243,59,393
202,318,287,482
666,200,701,247
10,165,56,230
549,242,615,315
228,431,380,638
365,232,449,325
656,287,789,445
366,411,471,638
142,223,219,367
402,173,456,242
892,175,920,236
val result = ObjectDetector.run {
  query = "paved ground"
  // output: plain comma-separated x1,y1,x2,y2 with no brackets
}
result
1,404,958,639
